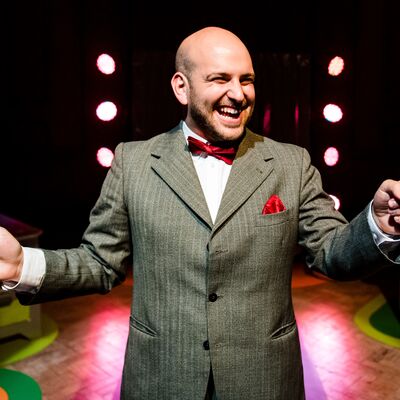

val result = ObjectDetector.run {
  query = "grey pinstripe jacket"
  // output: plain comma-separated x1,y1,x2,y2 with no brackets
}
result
18,123,391,399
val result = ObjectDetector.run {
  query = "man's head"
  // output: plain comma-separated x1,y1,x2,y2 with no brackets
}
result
171,26,255,143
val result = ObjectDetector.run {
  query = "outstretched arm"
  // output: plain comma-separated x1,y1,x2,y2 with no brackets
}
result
372,179,400,235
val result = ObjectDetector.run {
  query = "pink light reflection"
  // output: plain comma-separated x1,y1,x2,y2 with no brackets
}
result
66,286,131,399
297,302,362,397
329,194,341,210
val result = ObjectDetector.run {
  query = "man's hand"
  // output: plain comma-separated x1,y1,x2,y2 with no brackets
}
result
372,179,400,235
0,227,24,283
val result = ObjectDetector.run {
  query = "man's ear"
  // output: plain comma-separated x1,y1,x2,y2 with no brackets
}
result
171,72,189,105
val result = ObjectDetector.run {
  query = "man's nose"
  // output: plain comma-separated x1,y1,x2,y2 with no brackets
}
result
226,79,245,102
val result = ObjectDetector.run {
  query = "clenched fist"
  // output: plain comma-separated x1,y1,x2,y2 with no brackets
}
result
372,179,400,235
0,227,24,283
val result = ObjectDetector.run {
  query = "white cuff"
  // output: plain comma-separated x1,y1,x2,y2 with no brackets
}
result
368,201,400,244
368,201,400,262
1,247,46,293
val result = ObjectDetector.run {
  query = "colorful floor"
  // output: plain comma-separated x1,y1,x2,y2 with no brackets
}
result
355,294,400,348
0,369,41,399
0,312,57,399
1,264,400,399
0,313,58,368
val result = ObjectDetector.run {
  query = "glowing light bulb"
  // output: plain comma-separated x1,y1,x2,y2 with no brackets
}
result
324,147,339,167
328,56,345,76
97,53,116,75
323,104,343,123
96,147,114,168
96,101,117,121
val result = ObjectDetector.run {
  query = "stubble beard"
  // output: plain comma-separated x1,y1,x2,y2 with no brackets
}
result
189,101,252,144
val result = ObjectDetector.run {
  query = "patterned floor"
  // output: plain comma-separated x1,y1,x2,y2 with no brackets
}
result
3,263,400,400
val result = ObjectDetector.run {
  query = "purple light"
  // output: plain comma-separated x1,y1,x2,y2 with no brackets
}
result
263,104,272,136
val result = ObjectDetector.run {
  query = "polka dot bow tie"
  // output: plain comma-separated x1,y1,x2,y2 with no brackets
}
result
187,136,237,165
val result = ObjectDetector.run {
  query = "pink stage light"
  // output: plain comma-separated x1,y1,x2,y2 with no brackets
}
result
96,147,114,168
323,104,343,123
324,147,339,167
96,53,116,75
329,194,341,210
96,101,117,121
328,56,345,77
263,104,272,136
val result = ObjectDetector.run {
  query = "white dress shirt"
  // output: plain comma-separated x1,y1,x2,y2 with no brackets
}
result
182,122,232,223
2,121,399,292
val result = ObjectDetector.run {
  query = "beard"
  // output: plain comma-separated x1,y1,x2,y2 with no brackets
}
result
190,104,221,142
188,95,253,144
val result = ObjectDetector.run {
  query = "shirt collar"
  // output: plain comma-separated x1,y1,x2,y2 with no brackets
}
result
182,121,208,144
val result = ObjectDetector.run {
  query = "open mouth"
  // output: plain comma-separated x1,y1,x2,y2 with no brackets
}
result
217,106,241,119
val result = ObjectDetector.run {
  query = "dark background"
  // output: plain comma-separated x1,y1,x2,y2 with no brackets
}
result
2,1,399,249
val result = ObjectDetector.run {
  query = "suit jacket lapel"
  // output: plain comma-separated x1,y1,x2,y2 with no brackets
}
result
150,125,213,228
213,129,274,232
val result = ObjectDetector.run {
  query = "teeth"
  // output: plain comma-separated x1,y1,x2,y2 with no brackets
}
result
220,107,239,116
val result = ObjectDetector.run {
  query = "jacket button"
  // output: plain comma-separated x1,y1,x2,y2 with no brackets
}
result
203,340,210,350
208,293,218,302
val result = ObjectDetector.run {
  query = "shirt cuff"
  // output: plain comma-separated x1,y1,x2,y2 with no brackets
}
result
1,247,46,293
368,201,400,262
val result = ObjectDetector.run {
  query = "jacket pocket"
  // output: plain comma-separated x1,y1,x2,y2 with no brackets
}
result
255,209,291,227
129,315,158,337
270,320,297,339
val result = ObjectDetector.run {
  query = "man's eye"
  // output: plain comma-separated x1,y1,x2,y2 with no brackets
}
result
212,78,228,83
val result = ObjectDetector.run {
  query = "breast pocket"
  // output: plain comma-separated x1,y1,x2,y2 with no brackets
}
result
255,209,291,227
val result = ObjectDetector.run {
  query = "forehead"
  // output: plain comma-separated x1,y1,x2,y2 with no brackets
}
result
193,44,254,76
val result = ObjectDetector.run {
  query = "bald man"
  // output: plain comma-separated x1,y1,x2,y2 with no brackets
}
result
1,27,400,400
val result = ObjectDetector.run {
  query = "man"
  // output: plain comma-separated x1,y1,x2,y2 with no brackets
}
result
1,26,400,399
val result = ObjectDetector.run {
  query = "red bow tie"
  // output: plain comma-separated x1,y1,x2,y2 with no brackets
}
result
187,136,237,165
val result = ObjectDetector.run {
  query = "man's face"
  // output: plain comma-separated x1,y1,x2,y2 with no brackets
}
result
185,46,255,143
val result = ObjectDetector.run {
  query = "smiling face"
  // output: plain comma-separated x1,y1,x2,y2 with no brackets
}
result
171,27,256,143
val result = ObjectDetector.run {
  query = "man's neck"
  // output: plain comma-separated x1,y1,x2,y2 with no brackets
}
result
182,121,245,147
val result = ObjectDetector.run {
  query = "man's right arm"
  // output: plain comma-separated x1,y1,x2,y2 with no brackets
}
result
1,246,45,293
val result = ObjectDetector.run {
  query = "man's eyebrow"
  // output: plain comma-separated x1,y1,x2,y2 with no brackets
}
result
206,72,230,79
242,73,256,80
205,72,256,80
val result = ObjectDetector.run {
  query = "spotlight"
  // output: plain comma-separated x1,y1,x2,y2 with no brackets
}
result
324,147,339,167
96,147,114,168
96,53,116,75
96,101,117,122
323,104,343,123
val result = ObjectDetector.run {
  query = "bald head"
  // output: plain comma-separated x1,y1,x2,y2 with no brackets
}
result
175,27,253,78
171,26,256,143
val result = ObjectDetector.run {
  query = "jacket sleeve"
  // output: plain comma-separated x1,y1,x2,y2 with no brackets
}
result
17,143,132,304
297,148,393,280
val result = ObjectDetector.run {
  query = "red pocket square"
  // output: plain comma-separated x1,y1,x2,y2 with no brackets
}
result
262,194,286,215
